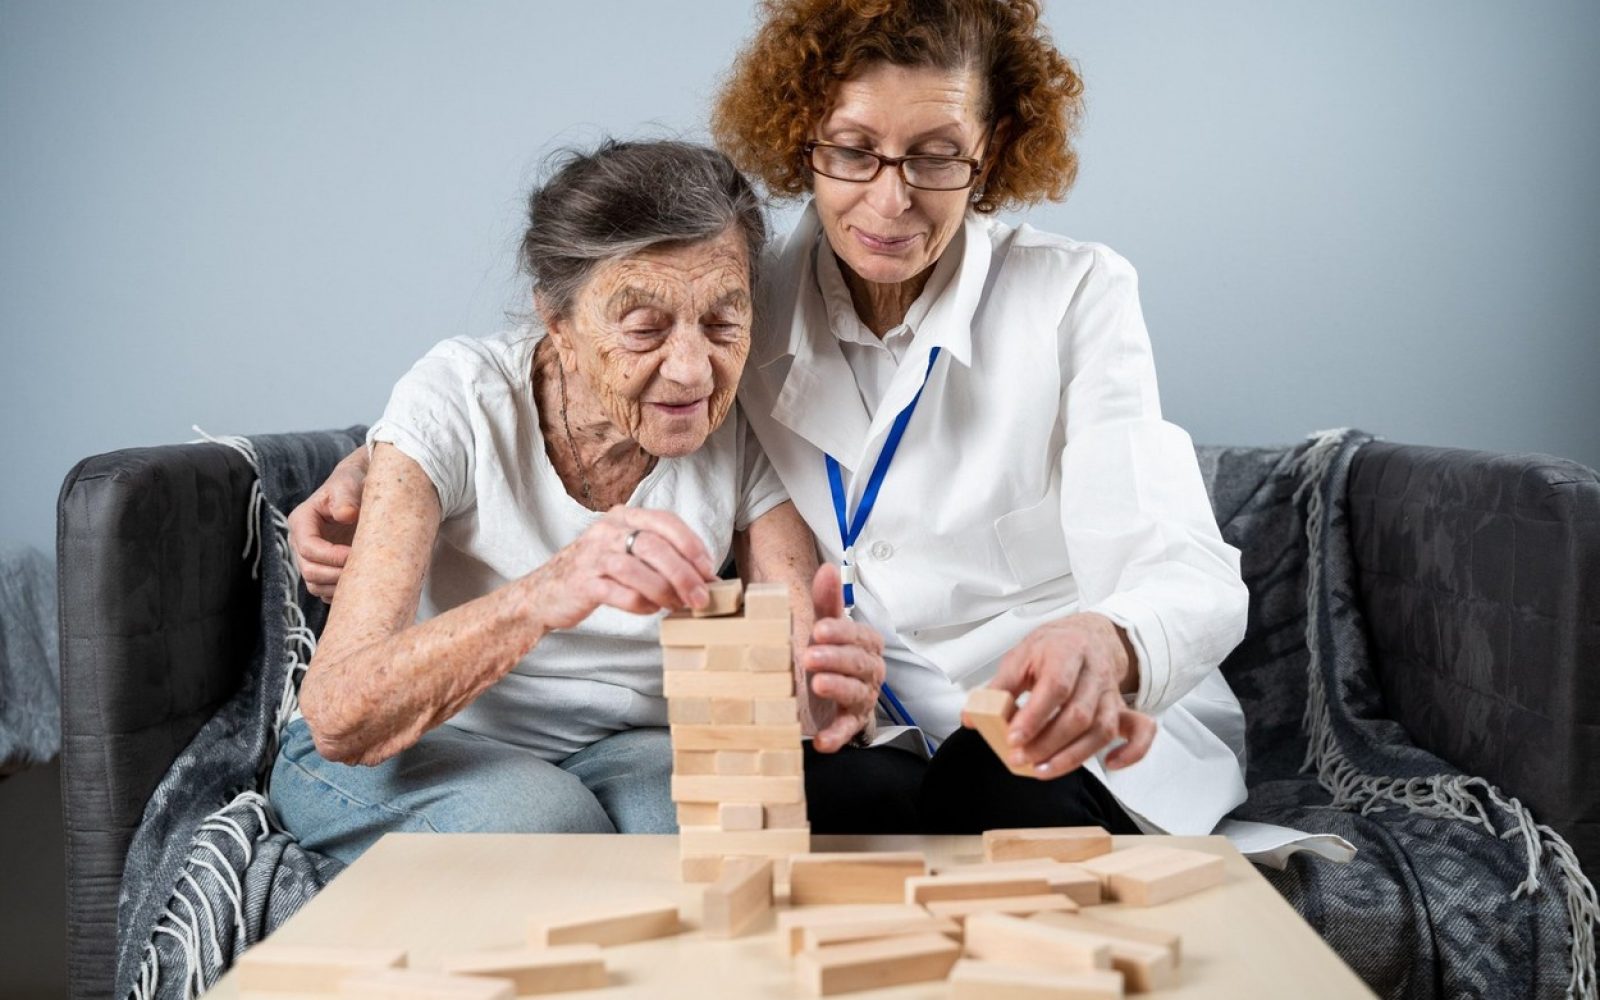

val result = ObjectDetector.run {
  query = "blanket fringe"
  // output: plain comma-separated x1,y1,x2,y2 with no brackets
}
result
1293,428,1599,1000
129,433,321,1000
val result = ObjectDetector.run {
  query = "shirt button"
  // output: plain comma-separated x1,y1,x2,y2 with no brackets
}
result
870,540,894,561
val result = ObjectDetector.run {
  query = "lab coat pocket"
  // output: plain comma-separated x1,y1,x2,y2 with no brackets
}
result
994,495,1070,591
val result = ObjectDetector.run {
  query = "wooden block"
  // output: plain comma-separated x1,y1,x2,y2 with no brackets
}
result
660,614,789,647
340,969,513,999
939,860,1102,906
719,802,764,831
948,959,1126,1000
670,723,802,752
795,932,961,996
776,904,931,955
692,578,744,617
673,750,717,775
705,644,750,670
789,852,929,906
236,944,407,993
681,855,723,882
711,698,754,725
668,698,713,724
746,644,791,671
963,912,1112,975
743,581,790,619
798,914,961,952
903,871,1051,905
663,647,706,671
664,670,794,700
962,687,1035,777
922,892,1079,925
439,945,607,995
1101,850,1224,906
716,750,760,775
759,747,803,775
1027,914,1176,992
702,857,774,938
984,827,1113,863
672,773,805,803
753,698,800,725
677,802,719,826
765,801,809,828
528,900,680,947
679,825,810,857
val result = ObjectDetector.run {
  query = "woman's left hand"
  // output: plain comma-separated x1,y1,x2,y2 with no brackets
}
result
987,612,1158,777
802,563,886,753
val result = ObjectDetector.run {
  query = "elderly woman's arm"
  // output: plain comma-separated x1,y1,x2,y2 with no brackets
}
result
301,443,715,766
734,501,885,752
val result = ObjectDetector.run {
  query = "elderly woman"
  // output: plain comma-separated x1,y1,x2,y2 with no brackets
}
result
294,0,1250,839
272,140,884,863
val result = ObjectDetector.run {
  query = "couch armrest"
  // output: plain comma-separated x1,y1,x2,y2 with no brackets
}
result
1348,441,1600,875
57,443,261,1000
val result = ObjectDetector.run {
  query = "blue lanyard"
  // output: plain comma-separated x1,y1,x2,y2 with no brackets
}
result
824,346,943,750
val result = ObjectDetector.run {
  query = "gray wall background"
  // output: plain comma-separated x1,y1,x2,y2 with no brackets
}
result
4,1,1597,557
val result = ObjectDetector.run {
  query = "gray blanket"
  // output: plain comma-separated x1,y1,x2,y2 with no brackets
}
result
115,428,1597,999
0,545,60,773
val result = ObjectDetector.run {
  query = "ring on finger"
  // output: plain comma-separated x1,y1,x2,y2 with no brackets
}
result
623,528,642,556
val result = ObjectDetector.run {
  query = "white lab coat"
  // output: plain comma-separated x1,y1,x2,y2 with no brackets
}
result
739,203,1252,836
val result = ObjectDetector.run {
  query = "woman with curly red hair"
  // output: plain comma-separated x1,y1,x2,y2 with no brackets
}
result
713,0,1250,837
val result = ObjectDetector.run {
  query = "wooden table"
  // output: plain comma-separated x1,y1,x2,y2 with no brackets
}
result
209,833,1374,998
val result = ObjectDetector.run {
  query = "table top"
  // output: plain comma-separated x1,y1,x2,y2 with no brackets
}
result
209,833,1374,998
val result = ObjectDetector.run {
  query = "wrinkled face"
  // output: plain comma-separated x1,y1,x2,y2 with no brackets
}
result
549,227,752,458
812,62,989,287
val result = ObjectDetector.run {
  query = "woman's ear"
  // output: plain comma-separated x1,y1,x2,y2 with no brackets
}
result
974,117,1012,200
535,293,579,372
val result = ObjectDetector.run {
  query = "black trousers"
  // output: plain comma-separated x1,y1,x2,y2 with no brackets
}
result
803,727,1141,836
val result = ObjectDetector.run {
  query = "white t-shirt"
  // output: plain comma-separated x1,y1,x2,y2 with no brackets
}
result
367,325,789,760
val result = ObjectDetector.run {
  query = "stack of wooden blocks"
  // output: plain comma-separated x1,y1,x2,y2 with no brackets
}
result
776,826,1225,997
661,578,811,883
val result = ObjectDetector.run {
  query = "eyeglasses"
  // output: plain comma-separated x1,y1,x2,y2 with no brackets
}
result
803,140,983,192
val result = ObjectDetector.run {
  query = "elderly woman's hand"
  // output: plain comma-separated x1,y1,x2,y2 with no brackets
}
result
985,612,1158,777
526,506,719,632
288,446,370,601
802,563,886,753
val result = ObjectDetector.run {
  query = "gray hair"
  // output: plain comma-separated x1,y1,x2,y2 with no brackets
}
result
520,139,768,317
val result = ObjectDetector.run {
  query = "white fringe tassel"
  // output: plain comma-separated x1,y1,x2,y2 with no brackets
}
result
1294,429,1599,1000
128,432,320,1000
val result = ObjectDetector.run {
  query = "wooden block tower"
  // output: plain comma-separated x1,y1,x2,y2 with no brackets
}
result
661,579,810,882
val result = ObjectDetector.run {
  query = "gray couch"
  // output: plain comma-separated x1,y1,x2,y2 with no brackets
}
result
57,433,1599,1000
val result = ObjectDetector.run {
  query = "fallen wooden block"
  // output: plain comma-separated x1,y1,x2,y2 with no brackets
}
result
663,670,794,700
236,944,407,993
797,914,961,953
776,904,932,956
703,857,774,938
794,932,961,996
1024,913,1175,992
339,969,514,999
692,579,744,617
903,871,1051,905
984,826,1113,863
789,852,929,905
922,892,1079,925
681,855,724,883
671,773,805,803
742,582,790,619
719,801,764,831
1030,911,1181,964
963,912,1112,975
528,899,680,947
660,614,790,647
948,959,1126,1000
936,859,1102,906
670,723,802,751
679,825,811,858
1077,846,1225,905
962,688,1035,777
439,945,607,995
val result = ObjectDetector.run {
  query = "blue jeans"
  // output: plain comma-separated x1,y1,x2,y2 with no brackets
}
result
269,717,676,865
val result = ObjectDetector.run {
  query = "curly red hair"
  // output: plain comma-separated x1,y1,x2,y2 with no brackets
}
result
710,0,1084,214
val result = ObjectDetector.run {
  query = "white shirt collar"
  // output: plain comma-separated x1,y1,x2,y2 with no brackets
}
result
814,233,958,351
